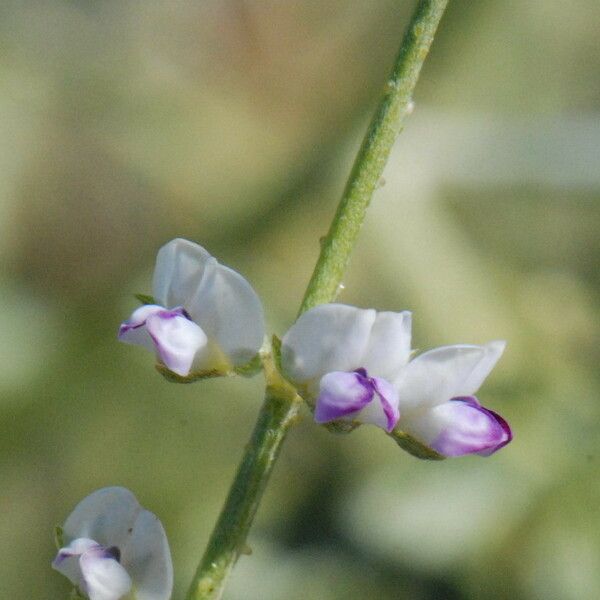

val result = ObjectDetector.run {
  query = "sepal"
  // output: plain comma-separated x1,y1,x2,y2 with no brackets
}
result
134,293,156,305
323,420,361,434
155,363,230,383
55,525,64,549
233,353,263,378
155,351,263,382
389,428,446,461
271,335,283,375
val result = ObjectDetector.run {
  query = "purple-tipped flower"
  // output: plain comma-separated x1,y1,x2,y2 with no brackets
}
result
119,239,265,377
394,342,512,457
281,304,411,432
281,303,511,456
52,487,172,600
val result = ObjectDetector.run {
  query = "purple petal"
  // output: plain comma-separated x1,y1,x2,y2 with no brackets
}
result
144,310,208,376
371,377,400,432
432,397,511,457
402,396,512,457
315,370,400,432
315,371,373,423
119,306,208,376
472,405,513,456
445,397,513,454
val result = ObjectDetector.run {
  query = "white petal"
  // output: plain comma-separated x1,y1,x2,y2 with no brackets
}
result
361,311,412,380
80,547,132,600
52,538,98,585
62,488,141,552
281,304,376,384
460,340,506,393
187,258,265,367
120,509,173,600
394,341,506,413
118,305,165,352
152,239,212,307
145,311,209,376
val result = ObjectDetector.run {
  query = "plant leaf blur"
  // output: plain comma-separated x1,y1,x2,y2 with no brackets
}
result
1,2,598,599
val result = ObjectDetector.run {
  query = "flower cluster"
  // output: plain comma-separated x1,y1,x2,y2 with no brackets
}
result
281,304,511,457
53,238,512,598
116,239,511,459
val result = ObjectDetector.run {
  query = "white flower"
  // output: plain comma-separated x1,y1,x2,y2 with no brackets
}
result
280,303,512,456
52,487,173,600
394,342,512,456
281,304,412,432
118,238,265,377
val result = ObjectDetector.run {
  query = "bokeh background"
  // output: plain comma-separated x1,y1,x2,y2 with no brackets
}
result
1,1,599,598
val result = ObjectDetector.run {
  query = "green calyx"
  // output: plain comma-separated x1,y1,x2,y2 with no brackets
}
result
54,525,64,549
389,429,445,460
134,293,156,305
155,353,263,384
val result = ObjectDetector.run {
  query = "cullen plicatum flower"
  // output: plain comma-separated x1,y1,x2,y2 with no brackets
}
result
119,239,265,378
281,304,411,432
52,487,172,600
281,304,512,457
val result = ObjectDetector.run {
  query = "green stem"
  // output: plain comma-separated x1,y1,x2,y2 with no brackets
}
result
299,0,449,315
186,2,448,598
185,359,301,600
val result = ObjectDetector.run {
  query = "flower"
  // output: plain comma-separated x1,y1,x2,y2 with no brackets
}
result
280,303,511,457
52,487,173,600
280,304,412,432
394,342,512,457
118,238,265,378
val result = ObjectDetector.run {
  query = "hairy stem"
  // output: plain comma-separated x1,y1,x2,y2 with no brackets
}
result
186,2,448,598
299,0,449,315
185,358,301,600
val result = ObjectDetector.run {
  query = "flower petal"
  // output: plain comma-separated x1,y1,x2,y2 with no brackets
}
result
368,377,400,432
145,310,209,376
62,488,141,552
401,396,512,457
361,311,412,381
394,341,506,413
152,238,212,308
460,340,506,393
187,258,265,367
52,538,98,586
118,305,165,351
314,371,373,423
315,371,400,432
121,507,173,600
281,304,376,384
79,546,132,600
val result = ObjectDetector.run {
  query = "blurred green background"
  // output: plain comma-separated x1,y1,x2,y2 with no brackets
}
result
1,1,599,598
